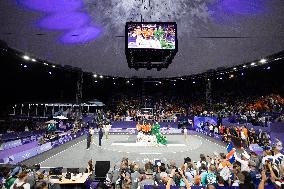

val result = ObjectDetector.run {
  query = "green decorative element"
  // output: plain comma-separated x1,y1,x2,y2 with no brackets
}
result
151,123,168,145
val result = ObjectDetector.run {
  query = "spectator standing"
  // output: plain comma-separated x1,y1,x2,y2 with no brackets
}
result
11,171,30,189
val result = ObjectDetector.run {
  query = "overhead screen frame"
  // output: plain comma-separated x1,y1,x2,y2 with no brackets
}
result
125,22,178,51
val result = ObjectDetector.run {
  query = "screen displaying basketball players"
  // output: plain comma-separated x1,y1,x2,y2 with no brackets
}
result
127,23,176,50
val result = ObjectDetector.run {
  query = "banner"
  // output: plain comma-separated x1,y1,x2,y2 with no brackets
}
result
194,116,217,129
0,130,85,164
1,142,52,164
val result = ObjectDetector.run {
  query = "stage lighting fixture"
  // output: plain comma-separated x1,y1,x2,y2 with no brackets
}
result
233,67,237,70
192,81,196,84
99,75,103,79
267,66,271,70
259,59,267,64
31,58,36,62
243,65,247,68
48,71,52,75
52,65,56,68
23,55,30,60
43,62,48,66
95,80,98,83
251,62,256,66
23,65,27,68
93,74,98,78
126,80,130,84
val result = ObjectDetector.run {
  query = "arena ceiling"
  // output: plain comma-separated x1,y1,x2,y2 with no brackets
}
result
0,0,284,78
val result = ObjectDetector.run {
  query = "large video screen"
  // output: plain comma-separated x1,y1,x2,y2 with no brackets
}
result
127,22,176,50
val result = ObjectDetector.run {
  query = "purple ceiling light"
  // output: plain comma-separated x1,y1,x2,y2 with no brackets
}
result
220,0,266,15
209,0,267,23
18,0,83,13
60,26,102,44
16,0,103,44
37,12,90,30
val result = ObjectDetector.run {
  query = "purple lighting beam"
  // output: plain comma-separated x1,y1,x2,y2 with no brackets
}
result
60,26,102,44
18,0,83,13
37,12,90,30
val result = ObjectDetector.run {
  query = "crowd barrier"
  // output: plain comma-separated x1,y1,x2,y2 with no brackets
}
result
1,130,45,142
110,121,178,129
0,130,86,164
1,133,43,150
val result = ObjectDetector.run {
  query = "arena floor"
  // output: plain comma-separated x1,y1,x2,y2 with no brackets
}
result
23,132,227,168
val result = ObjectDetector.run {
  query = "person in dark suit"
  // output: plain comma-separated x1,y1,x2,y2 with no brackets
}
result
86,130,91,150
98,127,104,146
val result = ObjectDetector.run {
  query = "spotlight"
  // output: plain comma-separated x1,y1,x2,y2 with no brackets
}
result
48,71,52,75
126,80,130,84
159,81,162,84
23,65,27,68
243,65,247,68
259,59,267,64
131,83,134,86
23,55,30,60
233,67,237,70
192,81,196,84
266,66,271,70
52,65,56,68
113,82,116,85
95,80,98,83
43,63,48,66
31,58,36,62
250,62,256,66
241,72,244,76
229,74,234,79
99,75,103,79
93,74,98,78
